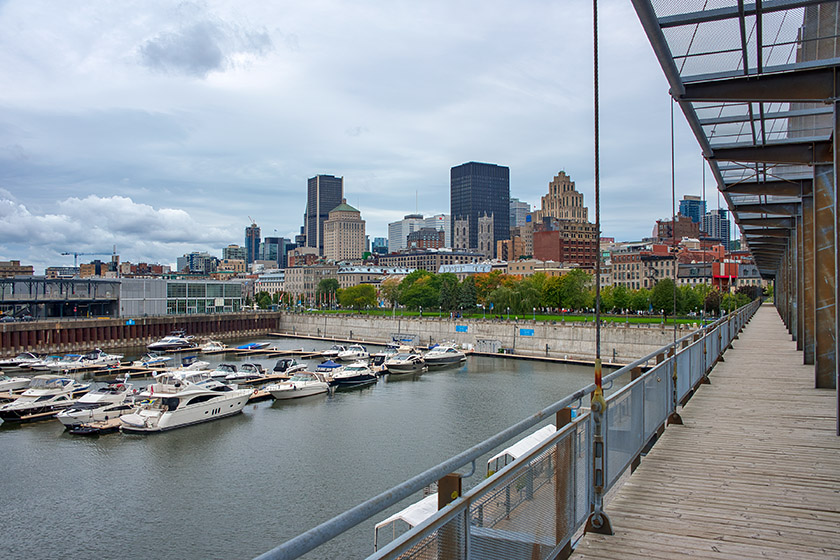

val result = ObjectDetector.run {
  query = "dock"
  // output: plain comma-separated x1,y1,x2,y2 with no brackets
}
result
574,304,840,559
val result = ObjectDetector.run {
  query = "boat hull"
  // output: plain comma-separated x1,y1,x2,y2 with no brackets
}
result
330,375,377,388
269,384,328,400
120,390,251,433
0,401,77,422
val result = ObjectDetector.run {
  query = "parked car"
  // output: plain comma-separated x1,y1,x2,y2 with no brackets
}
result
0,316,14,323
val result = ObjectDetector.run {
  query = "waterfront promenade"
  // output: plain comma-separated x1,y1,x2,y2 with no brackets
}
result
574,303,840,559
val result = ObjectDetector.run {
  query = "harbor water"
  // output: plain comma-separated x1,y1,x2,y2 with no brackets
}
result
0,337,603,560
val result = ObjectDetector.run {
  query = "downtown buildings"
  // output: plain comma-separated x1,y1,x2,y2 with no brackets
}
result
304,174,344,255
450,161,510,258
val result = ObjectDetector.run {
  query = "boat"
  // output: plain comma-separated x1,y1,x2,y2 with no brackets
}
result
0,352,41,371
265,371,330,400
174,355,210,371
198,339,227,352
329,361,377,388
0,374,31,392
80,348,124,368
315,360,344,375
0,375,91,422
370,344,399,360
147,331,196,351
27,355,64,371
273,358,307,375
209,363,238,380
120,372,251,433
225,363,266,384
423,345,467,366
46,354,85,372
236,342,270,350
56,383,137,427
131,352,172,369
320,344,347,358
384,351,426,374
337,344,369,361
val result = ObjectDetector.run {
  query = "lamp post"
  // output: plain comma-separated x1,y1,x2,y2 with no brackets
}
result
419,305,422,318
533,307,536,321
507,306,510,320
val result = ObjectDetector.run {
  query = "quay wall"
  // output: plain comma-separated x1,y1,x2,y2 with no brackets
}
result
0,313,282,356
276,314,687,362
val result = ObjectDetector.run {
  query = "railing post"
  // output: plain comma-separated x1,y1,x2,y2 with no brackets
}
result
437,473,465,560
667,347,683,425
585,387,613,535
630,367,645,472
555,408,574,559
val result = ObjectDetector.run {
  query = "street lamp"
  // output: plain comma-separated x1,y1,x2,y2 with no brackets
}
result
533,307,536,321
419,306,422,318
507,306,510,320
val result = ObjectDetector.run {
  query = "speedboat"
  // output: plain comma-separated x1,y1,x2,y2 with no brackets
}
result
371,344,399,360
320,344,347,359
210,363,238,380
120,372,251,433
384,351,426,374
337,344,369,361
236,342,270,350
329,361,377,388
46,354,85,372
273,358,307,375
0,375,90,422
27,355,63,371
81,348,124,368
266,372,330,400
225,363,266,384
0,352,41,371
131,353,172,369
199,339,226,352
315,360,344,375
56,383,137,427
174,355,210,371
0,374,31,392
423,345,467,366
147,331,195,351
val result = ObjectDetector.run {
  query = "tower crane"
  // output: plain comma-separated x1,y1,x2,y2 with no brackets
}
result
61,251,114,267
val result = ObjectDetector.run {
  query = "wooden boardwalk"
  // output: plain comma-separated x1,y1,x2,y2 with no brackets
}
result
574,304,840,560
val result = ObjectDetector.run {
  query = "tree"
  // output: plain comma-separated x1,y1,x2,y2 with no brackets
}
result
612,285,630,312
338,284,377,309
557,269,592,310
255,291,272,309
437,273,460,311
399,274,439,309
379,277,401,307
541,276,563,310
315,278,339,306
704,288,721,315
680,285,702,314
651,278,681,316
457,276,477,310
629,288,651,312
473,271,505,303
599,285,615,313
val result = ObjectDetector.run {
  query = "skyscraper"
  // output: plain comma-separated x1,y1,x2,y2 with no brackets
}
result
450,162,510,258
304,174,344,255
388,214,425,253
679,195,706,224
245,223,260,265
703,209,732,251
509,197,531,228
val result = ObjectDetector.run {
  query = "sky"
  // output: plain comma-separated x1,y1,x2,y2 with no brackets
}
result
0,0,715,273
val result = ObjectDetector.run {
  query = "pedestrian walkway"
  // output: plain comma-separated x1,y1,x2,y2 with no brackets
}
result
574,303,840,559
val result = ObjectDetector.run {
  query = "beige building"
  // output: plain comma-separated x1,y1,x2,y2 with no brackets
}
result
505,259,569,278
284,264,340,304
377,249,483,273
218,259,246,274
531,171,588,224
0,260,34,278
323,199,365,262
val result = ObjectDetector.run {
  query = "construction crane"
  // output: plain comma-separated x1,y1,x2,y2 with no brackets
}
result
61,251,114,267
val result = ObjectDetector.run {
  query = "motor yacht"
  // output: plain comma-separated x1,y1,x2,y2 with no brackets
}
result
27,355,63,371
225,363,266,384
384,351,426,374
0,375,90,422
198,339,226,352
130,353,172,369
46,354,86,372
81,348,124,368
321,344,347,359
209,363,238,380
329,361,377,388
0,374,31,392
147,331,196,351
0,352,41,371
56,383,137,427
266,372,330,400
337,344,369,361
273,358,307,376
423,345,467,366
120,372,251,433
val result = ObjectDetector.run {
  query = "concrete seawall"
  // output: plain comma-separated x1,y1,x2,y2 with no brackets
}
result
276,314,689,362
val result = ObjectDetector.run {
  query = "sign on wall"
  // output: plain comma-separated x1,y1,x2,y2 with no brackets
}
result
455,325,468,333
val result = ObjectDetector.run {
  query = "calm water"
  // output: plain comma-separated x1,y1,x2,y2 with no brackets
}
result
0,338,601,560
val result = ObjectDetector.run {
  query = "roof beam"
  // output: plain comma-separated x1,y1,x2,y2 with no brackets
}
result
732,202,800,215
736,217,795,227
710,140,832,164
699,106,832,126
659,0,825,28
744,237,790,245
722,179,811,196
742,228,792,237
681,66,836,102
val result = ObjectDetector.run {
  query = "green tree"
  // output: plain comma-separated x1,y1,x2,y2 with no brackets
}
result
612,285,630,312
629,288,651,312
541,276,563,309
315,278,339,306
680,285,702,314
558,269,592,310
599,285,615,312
399,274,440,310
255,291,272,309
338,284,377,309
437,273,460,311
379,276,401,307
651,278,681,316
488,286,515,315
704,288,721,316
457,276,477,310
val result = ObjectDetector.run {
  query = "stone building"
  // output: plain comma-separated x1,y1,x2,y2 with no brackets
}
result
323,199,365,262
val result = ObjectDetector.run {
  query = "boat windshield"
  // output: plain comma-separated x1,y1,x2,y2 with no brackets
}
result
30,377,70,389
290,374,314,382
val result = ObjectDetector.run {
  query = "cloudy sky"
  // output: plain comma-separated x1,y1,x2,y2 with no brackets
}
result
0,0,713,273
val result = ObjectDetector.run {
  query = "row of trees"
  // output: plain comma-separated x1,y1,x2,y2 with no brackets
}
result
259,269,760,316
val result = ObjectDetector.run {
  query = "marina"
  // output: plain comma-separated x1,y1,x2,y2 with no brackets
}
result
0,335,602,560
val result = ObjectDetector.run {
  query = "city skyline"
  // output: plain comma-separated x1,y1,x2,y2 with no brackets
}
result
2,0,718,273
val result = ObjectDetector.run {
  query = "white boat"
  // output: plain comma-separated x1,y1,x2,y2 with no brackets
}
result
56,383,137,427
329,361,377,388
80,348,124,367
423,345,467,366
337,344,369,361
225,363,266,384
272,358,307,376
0,374,31,392
384,351,426,374
120,372,251,433
321,344,347,359
0,352,41,371
46,354,86,372
266,372,330,400
147,331,196,351
130,353,172,369
26,355,63,371
210,363,238,380
173,355,210,371
199,340,227,352
0,375,90,422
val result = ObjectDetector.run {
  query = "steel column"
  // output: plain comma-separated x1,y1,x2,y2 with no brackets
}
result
813,164,836,389
804,192,816,364
796,211,803,347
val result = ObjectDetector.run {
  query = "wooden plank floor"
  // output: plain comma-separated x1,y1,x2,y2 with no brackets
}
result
574,304,840,560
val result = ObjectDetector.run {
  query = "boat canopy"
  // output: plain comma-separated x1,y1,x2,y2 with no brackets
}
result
317,360,342,369
374,493,438,551
486,424,556,476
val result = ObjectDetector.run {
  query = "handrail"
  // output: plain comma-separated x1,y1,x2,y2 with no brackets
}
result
253,298,761,560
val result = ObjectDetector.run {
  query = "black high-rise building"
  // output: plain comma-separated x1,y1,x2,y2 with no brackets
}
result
304,174,344,255
450,162,510,257
245,222,260,265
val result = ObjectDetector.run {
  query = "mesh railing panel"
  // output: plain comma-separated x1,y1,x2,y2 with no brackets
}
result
574,420,591,531
643,363,669,441
605,380,645,491
676,347,692,402
688,339,704,388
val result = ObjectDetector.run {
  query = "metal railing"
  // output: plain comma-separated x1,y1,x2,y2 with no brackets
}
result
254,299,761,560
